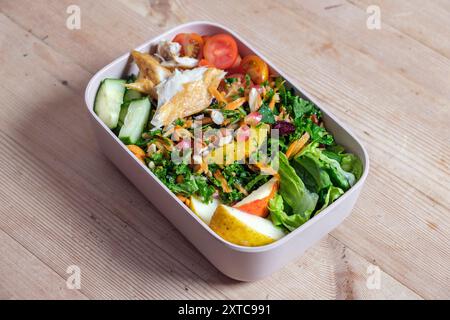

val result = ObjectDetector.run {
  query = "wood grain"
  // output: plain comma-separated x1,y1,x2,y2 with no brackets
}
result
0,229,87,299
0,0,448,299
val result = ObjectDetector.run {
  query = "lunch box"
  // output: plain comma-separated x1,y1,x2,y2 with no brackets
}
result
85,21,369,281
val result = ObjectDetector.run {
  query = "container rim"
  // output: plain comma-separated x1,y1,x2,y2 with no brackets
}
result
85,20,370,253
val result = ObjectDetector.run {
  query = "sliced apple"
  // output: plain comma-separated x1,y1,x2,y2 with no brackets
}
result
189,196,220,225
209,205,285,247
234,177,278,217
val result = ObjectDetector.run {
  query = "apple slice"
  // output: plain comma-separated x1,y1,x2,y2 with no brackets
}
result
190,196,220,225
209,205,285,247
234,177,278,217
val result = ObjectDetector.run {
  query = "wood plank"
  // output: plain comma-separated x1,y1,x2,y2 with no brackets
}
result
0,229,87,300
0,7,420,299
351,0,450,60
0,0,179,73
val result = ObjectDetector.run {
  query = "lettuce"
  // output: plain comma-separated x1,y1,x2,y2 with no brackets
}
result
298,143,356,191
269,185,343,232
269,194,307,232
292,154,332,192
277,152,319,218
341,154,363,180
317,186,344,213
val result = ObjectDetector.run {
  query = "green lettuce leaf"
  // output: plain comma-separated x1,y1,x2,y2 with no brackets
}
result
298,143,356,191
341,154,363,180
269,194,308,232
277,152,319,217
317,186,344,213
292,154,332,192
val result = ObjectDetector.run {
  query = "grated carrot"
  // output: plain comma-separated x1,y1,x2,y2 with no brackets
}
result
208,85,227,104
268,93,277,111
224,97,247,110
285,132,310,159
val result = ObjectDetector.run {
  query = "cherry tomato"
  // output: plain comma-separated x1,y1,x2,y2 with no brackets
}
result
202,35,211,43
203,34,238,70
240,55,269,84
172,33,204,59
198,59,214,67
226,56,243,74
311,114,319,125
230,55,242,70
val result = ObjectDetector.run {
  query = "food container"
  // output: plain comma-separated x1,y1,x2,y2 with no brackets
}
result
85,21,369,281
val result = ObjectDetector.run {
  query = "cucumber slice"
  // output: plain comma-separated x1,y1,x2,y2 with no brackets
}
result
118,89,143,128
124,88,143,103
94,79,126,129
117,103,130,128
118,98,151,144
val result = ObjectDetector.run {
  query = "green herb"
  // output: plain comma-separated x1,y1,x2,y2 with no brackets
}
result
258,104,275,124
292,117,334,145
245,74,251,86
225,77,237,85
245,175,270,191
175,118,185,126
148,153,215,203
264,88,275,103
208,162,260,205
292,97,315,119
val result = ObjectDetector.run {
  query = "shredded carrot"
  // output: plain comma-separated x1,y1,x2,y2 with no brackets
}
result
127,145,146,164
224,97,247,110
214,170,232,193
177,195,190,206
268,94,277,111
209,85,227,104
286,132,310,159
255,162,278,176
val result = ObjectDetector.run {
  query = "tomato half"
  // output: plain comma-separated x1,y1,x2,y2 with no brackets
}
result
229,55,242,70
240,55,269,84
172,33,204,59
203,34,238,70
198,59,214,67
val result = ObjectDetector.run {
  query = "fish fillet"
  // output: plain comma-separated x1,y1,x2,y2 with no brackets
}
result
125,50,172,96
151,68,226,128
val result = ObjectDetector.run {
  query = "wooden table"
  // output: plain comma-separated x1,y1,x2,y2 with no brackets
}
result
0,0,449,300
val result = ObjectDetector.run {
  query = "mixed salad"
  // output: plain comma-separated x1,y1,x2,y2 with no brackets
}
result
94,32,363,247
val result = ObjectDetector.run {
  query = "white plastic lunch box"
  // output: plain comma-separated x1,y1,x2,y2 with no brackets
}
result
85,21,369,281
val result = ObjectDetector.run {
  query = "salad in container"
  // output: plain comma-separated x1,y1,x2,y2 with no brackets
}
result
93,31,363,247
